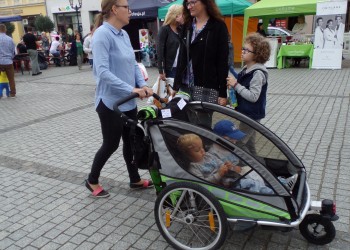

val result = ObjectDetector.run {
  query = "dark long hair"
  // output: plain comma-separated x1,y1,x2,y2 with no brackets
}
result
182,0,223,26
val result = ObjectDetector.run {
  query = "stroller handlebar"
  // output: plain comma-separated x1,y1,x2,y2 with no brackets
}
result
113,92,164,124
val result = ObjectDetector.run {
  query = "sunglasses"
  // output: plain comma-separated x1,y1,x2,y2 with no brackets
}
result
241,47,255,54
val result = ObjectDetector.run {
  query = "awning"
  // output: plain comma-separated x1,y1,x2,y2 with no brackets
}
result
243,0,317,37
0,15,22,23
158,0,252,19
129,0,176,19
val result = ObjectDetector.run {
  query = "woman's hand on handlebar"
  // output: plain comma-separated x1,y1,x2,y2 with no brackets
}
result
132,87,153,100
133,88,147,99
142,86,153,97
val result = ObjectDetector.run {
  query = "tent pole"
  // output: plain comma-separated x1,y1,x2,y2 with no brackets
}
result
230,14,233,36
157,18,160,32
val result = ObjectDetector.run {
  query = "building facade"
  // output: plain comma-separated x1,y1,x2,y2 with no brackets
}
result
45,0,101,39
0,0,46,43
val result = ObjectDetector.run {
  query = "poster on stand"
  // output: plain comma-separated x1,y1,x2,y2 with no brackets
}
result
312,0,347,69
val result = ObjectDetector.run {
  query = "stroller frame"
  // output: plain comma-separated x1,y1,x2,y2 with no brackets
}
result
114,94,338,250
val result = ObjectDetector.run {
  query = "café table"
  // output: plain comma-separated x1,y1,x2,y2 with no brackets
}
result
277,44,314,69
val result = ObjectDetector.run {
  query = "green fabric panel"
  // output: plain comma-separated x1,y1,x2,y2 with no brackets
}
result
158,0,252,19
161,176,291,220
219,200,289,220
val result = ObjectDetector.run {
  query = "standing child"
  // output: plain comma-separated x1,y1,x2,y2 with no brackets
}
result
226,33,270,155
0,71,10,98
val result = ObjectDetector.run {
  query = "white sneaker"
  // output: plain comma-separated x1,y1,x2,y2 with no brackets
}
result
284,174,298,191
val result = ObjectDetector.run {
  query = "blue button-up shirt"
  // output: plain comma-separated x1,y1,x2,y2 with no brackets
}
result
92,22,146,112
0,33,15,65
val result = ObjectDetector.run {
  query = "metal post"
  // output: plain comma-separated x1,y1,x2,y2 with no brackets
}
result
76,7,80,33
69,0,82,34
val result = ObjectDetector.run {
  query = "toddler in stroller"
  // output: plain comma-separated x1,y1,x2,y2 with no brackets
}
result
177,129,296,194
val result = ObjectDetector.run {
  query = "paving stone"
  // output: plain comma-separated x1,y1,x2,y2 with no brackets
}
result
14,236,34,248
52,234,71,245
86,232,106,244
30,236,51,248
0,66,350,250
69,233,88,245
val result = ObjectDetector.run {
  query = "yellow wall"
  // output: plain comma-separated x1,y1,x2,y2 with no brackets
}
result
0,4,46,44
224,17,259,63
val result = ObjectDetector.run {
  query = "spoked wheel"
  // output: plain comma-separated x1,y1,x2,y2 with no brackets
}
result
154,182,228,250
299,214,336,245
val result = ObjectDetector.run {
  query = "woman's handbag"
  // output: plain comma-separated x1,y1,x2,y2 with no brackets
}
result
185,30,218,103
191,86,218,103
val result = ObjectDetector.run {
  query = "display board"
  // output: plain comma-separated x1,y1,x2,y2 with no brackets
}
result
312,0,348,69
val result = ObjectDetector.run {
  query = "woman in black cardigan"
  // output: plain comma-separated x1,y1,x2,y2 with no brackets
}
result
174,0,229,106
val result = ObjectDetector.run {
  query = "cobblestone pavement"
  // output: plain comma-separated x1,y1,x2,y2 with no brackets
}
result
0,63,349,250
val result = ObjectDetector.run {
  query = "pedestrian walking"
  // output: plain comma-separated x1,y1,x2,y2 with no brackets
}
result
41,32,50,56
85,0,154,198
173,0,229,106
0,24,16,97
23,27,42,76
83,25,94,68
70,33,83,69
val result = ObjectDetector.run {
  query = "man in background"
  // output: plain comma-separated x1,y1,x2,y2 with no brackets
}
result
23,27,42,76
0,24,16,98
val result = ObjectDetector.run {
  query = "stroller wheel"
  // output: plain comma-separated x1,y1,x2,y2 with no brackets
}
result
154,182,228,250
299,214,336,245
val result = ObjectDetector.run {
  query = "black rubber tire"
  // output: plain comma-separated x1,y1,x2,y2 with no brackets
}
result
299,214,336,245
154,182,228,250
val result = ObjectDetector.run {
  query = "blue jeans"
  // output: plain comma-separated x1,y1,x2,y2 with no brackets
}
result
0,83,9,97
51,52,61,66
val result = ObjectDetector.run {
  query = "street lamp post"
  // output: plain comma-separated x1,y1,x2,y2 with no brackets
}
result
69,0,82,34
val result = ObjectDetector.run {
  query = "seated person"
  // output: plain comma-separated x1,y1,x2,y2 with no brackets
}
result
177,133,275,194
13,41,28,60
49,36,62,67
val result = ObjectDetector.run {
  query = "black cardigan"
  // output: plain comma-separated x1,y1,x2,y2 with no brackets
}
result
157,25,181,74
174,18,229,98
